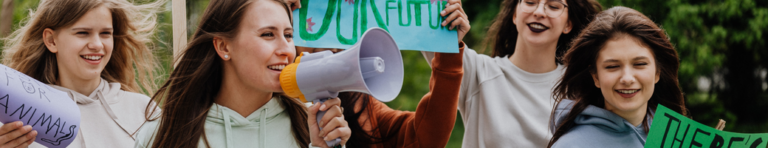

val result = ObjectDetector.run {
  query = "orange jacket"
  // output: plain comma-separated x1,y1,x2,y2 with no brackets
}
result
363,42,464,148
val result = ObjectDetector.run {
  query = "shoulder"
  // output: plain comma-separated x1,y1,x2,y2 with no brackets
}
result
551,125,626,148
134,120,160,148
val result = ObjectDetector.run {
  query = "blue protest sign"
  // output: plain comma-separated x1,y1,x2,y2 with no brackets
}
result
294,0,459,53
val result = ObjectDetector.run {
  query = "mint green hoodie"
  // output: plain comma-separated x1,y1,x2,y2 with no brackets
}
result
135,97,302,148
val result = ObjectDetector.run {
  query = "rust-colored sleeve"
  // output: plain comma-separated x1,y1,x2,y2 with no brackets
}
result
367,41,465,147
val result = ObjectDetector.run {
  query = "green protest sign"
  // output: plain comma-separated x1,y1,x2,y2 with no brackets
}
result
646,105,768,148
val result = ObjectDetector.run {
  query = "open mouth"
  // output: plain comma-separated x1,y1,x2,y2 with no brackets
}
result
268,64,286,71
616,89,639,94
81,55,103,61
615,89,640,98
527,22,549,33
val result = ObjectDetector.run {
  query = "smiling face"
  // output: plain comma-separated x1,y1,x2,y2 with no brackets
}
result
45,5,113,83
592,34,660,115
222,0,295,93
514,0,572,46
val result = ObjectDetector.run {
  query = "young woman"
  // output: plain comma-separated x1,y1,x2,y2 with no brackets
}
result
421,0,602,147
548,6,688,148
0,0,163,147
135,0,350,148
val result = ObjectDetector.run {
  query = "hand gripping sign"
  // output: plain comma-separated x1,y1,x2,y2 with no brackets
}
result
0,64,80,148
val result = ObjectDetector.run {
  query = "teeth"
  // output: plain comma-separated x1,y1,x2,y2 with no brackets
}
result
617,89,639,94
81,55,102,60
529,24,546,30
268,65,286,70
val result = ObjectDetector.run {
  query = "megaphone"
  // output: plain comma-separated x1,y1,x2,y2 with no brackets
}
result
280,28,404,146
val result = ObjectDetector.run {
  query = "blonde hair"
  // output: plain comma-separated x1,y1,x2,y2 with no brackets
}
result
2,0,165,95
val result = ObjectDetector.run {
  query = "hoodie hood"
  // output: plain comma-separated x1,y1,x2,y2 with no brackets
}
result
206,97,285,148
552,99,650,144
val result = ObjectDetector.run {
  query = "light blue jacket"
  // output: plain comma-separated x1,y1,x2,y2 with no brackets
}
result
550,99,652,148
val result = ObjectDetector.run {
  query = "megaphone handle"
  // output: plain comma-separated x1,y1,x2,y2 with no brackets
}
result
313,98,343,147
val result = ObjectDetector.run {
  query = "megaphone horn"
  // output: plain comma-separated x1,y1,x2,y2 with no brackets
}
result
280,28,404,146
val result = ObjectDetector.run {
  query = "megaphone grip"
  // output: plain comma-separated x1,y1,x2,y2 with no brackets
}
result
314,98,343,147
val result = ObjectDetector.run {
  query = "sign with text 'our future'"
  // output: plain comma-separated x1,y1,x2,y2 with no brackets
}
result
294,0,459,53
0,64,80,148
646,105,768,148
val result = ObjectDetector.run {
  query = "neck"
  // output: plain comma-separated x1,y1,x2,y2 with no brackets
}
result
606,102,648,127
508,36,559,73
215,67,273,117
59,73,101,96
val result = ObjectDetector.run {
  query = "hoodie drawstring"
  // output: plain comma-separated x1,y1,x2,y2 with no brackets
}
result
223,106,234,148
96,90,118,120
260,108,267,148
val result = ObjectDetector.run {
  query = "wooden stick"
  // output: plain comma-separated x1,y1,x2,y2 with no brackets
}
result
0,0,14,37
171,0,187,67
715,119,726,131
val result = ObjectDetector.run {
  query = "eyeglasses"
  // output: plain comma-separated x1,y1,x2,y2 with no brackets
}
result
519,0,569,18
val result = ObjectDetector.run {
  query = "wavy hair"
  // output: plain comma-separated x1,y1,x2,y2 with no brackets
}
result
482,0,602,64
2,0,164,94
548,6,688,147
144,0,310,147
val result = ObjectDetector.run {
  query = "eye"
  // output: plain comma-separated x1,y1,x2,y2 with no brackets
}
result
284,33,293,38
76,31,89,35
101,31,113,35
261,32,275,37
549,5,560,10
605,65,619,69
634,62,648,66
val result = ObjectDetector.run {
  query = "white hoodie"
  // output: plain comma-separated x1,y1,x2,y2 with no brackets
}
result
22,78,154,148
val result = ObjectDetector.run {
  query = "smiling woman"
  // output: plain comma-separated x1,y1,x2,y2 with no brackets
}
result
0,0,165,147
548,6,688,148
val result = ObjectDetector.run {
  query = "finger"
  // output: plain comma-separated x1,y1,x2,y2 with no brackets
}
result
442,10,462,27
447,0,462,5
0,125,31,144
440,3,462,17
320,116,347,138
307,103,320,124
0,122,23,137
319,105,342,128
292,1,302,10
319,98,341,111
6,130,35,148
450,17,466,30
323,125,351,143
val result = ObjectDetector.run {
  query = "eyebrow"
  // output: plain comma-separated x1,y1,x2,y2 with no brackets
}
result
71,27,114,31
601,56,650,63
258,26,293,32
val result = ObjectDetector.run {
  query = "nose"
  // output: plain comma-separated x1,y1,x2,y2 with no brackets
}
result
532,1,547,18
619,67,636,86
87,36,104,51
275,35,295,60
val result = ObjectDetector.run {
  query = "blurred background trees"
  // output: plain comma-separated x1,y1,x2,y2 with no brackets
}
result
0,0,766,147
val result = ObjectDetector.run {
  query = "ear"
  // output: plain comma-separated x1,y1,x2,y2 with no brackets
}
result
591,71,600,88
43,28,58,53
512,11,517,25
655,70,661,84
563,20,573,34
213,37,231,61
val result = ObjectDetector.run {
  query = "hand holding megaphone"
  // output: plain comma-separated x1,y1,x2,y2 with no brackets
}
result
280,28,404,147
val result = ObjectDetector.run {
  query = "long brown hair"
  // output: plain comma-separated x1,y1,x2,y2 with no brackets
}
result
482,0,602,64
548,6,688,147
2,0,163,94
145,0,309,147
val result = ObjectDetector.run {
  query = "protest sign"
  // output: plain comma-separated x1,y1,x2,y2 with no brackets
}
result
294,0,459,53
646,105,768,148
0,64,80,148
